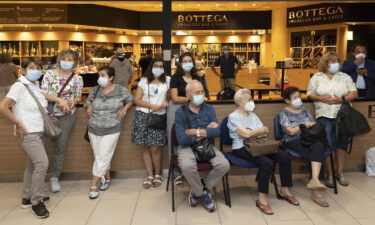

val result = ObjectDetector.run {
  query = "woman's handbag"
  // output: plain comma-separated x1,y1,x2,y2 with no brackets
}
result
84,86,100,143
243,133,279,157
146,83,167,130
22,82,61,139
182,105,216,162
299,121,328,147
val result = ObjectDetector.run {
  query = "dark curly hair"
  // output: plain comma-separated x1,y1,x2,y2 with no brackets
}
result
144,58,167,83
283,86,300,100
174,52,198,77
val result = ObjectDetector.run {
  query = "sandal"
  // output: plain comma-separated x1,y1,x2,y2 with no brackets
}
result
337,174,349,186
280,194,300,206
143,176,154,189
174,176,185,188
311,193,329,207
325,176,334,188
307,180,327,191
89,186,99,199
256,200,274,215
153,175,163,187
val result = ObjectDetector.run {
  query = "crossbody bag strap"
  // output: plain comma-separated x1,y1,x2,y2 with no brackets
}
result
181,105,192,129
57,72,75,97
20,81,48,116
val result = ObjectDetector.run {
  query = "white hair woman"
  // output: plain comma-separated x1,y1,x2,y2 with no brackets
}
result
227,89,298,215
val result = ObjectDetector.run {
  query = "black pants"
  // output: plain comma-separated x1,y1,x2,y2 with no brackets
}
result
232,147,293,194
284,139,325,163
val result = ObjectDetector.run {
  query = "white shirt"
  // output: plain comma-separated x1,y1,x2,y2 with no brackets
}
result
227,111,264,150
136,77,170,115
356,62,366,89
307,72,357,119
6,76,48,133
195,59,206,77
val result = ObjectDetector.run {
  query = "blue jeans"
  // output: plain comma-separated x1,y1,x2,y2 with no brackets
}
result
317,117,348,154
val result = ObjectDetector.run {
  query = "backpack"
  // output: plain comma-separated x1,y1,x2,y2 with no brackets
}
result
365,147,375,177
216,78,235,100
335,99,371,147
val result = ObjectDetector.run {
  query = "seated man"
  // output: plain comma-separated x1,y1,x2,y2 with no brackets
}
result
175,80,230,212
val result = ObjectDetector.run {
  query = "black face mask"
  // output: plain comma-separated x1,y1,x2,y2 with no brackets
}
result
118,57,125,62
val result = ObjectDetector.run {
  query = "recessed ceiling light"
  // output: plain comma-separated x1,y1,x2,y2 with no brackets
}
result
216,4,219,7
253,3,256,7
234,4,238,7
197,4,200,7
178,4,182,7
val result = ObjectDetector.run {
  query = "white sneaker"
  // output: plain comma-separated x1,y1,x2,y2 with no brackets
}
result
89,187,99,199
99,180,111,191
50,177,61,193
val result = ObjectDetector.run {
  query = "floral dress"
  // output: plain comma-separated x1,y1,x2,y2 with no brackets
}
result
41,70,83,116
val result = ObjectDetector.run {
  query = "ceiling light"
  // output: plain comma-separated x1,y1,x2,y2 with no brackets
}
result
216,4,219,7
178,4,182,7
234,4,238,7
252,3,256,7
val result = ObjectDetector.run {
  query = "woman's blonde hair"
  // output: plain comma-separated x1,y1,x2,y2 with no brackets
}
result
318,52,342,73
56,49,79,69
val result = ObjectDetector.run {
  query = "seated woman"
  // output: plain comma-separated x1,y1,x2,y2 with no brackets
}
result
227,89,298,215
279,86,329,207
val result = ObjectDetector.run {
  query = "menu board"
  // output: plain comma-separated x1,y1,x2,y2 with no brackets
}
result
0,4,67,24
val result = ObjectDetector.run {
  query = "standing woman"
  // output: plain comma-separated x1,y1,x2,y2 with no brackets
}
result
0,58,50,218
307,52,358,188
85,66,134,199
167,52,200,187
132,58,170,188
41,49,83,193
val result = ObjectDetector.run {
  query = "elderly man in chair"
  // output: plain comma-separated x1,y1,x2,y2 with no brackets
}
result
175,80,230,213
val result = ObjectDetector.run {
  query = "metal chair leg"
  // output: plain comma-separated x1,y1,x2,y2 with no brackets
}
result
271,163,282,199
171,165,175,212
222,176,228,206
330,153,338,194
225,174,231,207
166,159,173,192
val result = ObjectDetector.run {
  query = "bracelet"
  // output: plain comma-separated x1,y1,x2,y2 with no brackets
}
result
196,129,200,137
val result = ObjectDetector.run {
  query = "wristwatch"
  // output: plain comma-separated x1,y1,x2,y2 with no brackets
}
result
196,128,200,137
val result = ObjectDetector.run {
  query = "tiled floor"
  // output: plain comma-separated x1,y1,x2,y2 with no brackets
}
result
1,172,375,225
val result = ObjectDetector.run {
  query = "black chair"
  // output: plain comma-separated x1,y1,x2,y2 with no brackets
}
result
165,124,230,212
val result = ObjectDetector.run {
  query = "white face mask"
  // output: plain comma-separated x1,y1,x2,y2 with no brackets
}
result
97,77,109,87
291,98,303,109
328,63,340,73
152,67,164,78
355,53,366,59
244,101,255,112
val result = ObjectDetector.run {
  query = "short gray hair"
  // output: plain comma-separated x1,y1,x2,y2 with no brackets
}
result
185,80,202,94
234,88,251,105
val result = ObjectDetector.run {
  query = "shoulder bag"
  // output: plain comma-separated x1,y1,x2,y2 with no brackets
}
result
47,73,75,114
181,105,216,162
21,82,61,139
243,132,279,157
146,82,167,130
84,86,100,142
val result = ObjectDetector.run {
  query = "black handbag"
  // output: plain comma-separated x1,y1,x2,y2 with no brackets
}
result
146,83,167,130
182,105,216,162
84,86,100,143
216,78,235,100
47,73,75,114
335,97,371,148
299,121,328,147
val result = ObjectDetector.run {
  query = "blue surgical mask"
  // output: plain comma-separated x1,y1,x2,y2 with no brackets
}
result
328,63,340,73
60,61,74,70
291,98,303,109
192,95,204,106
25,69,42,82
152,67,164,78
182,62,194,72
224,50,230,55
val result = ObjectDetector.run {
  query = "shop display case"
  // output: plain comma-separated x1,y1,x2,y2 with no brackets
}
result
0,41,20,65
290,29,337,69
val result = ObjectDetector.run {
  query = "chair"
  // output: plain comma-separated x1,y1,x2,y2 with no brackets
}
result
219,117,281,208
165,124,230,212
273,115,338,194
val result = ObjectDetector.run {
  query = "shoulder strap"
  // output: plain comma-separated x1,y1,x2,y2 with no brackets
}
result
57,73,75,97
181,105,192,129
20,81,47,116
